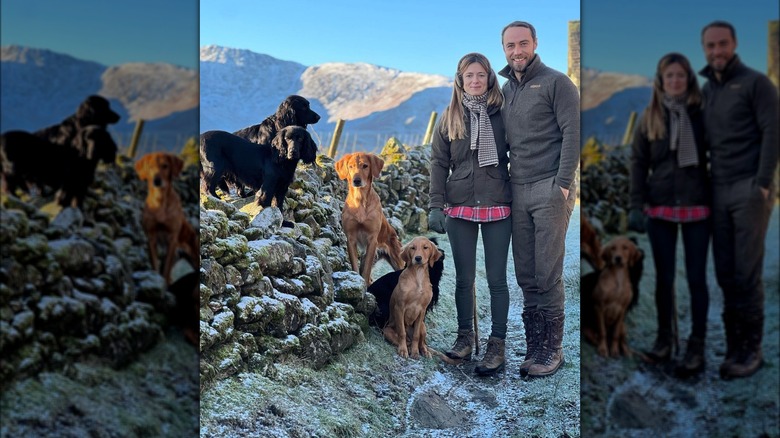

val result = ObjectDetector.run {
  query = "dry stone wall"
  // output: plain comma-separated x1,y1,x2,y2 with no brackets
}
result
198,139,434,389
0,157,199,388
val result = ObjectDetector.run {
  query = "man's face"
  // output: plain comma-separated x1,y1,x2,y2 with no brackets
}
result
503,26,537,74
702,26,736,73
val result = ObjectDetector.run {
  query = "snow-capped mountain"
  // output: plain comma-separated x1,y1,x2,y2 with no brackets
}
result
581,68,653,145
200,45,453,152
1,45,198,154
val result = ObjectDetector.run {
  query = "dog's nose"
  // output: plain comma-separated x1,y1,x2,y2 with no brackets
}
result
414,255,423,264
153,176,162,187
614,255,623,265
352,178,362,187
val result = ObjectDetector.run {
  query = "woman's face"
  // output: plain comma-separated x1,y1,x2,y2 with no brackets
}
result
462,62,489,96
662,62,688,98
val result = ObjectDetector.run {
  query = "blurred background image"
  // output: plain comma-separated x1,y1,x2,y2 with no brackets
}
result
1,1,200,436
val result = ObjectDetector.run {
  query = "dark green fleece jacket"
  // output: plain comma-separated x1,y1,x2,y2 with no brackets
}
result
699,55,779,188
499,54,580,189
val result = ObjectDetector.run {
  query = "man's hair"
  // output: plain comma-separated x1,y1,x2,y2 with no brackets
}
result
701,20,736,43
502,21,537,43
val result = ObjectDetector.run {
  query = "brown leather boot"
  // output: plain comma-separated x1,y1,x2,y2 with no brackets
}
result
527,312,565,378
675,336,705,378
645,332,674,363
519,310,543,377
474,337,505,376
445,329,474,361
720,314,763,379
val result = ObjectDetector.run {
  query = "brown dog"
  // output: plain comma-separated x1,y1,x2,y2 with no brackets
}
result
581,214,603,271
336,152,404,285
383,237,441,359
135,152,198,286
588,236,642,358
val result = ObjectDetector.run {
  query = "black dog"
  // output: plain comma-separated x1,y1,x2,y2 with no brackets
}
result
35,95,121,153
1,126,118,207
367,237,445,328
234,95,321,144
201,126,317,213
226,95,321,197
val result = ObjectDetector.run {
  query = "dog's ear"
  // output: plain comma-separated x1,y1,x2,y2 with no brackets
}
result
427,241,441,268
169,154,184,177
301,131,318,164
401,242,413,266
76,98,96,125
271,131,287,162
134,155,152,181
368,154,384,179
628,243,643,267
277,99,296,129
600,245,611,265
335,154,352,180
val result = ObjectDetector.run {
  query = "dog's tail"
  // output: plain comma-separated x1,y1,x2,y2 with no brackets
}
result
427,346,466,365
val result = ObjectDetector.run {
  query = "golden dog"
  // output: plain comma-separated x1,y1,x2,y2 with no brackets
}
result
135,152,198,286
383,237,441,359
589,236,642,357
335,152,404,285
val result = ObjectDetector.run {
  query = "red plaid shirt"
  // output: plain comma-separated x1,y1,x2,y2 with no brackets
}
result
644,205,710,222
444,206,511,223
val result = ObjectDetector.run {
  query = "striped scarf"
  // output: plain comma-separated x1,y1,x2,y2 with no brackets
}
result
461,92,499,167
663,95,699,168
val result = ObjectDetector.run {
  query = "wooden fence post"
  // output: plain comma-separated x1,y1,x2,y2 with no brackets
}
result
621,111,637,146
127,119,145,159
328,119,345,158
422,111,438,145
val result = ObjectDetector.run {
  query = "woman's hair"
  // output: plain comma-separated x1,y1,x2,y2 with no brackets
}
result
641,52,702,141
440,52,503,140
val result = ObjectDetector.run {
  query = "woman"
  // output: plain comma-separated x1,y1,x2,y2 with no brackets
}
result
629,53,710,377
429,53,511,376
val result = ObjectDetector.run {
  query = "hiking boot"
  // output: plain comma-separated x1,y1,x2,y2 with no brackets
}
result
527,312,565,378
645,334,674,363
445,329,474,361
474,337,505,376
675,336,705,378
720,314,763,379
519,310,543,377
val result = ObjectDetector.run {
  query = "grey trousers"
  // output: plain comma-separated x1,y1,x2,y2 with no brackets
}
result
712,176,775,315
511,176,576,314
446,215,512,339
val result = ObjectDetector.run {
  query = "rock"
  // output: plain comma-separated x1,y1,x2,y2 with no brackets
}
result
47,237,95,274
332,271,365,305
297,323,332,369
49,207,84,232
0,209,29,244
249,207,284,234
248,239,296,276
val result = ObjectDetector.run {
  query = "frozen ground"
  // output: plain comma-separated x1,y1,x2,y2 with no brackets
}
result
200,207,582,437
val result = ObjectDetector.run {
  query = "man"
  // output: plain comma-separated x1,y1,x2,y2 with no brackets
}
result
499,21,580,377
699,21,778,379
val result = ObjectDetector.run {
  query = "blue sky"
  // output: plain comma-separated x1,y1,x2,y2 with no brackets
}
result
200,0,580,79
582,0,779,78
0,0,198,69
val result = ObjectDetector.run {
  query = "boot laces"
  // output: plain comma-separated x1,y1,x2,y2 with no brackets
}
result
483,339,502,362
452,331,472,351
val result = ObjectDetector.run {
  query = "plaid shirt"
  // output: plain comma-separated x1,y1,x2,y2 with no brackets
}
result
644,205,710,223
444,206,511,223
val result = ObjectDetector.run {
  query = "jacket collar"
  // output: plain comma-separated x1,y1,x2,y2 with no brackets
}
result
499,54,542,85
699,54,743,84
